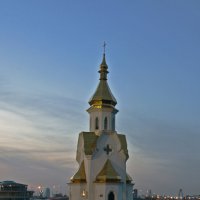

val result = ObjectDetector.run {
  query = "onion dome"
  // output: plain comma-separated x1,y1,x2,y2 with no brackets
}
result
89,53,117,107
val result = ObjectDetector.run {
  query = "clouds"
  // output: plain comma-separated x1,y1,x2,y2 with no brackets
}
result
0,0,200,196
121,109,200,195
0,85,84,190
0,57,199,196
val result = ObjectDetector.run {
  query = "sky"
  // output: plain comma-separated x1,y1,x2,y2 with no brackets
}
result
0,0,200,196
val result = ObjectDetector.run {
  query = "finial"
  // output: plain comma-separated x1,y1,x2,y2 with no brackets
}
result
101,41,107,67
99,42,108,80
103,41,106,54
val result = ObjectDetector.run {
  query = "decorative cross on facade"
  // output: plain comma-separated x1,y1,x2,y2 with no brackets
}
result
103,41,106,54
104,144,112,155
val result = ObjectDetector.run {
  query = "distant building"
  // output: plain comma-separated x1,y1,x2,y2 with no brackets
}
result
43,187,50,198
0,180,34,200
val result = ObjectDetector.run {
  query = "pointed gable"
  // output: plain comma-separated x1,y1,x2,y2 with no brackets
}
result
70,161,86,183
96,159,121,183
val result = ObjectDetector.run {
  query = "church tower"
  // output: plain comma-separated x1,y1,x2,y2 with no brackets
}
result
68,51,133,200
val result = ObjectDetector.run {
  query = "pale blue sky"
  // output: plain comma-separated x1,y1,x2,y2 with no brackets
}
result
0,0,200,196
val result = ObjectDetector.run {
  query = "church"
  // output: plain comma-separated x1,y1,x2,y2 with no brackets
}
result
68,51,134,200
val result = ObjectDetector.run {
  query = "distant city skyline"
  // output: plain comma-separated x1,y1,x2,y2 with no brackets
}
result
0,0,200,196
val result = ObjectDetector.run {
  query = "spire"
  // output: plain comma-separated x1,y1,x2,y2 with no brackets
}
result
103,41,106,54
99,42,108,80
88,50,117,107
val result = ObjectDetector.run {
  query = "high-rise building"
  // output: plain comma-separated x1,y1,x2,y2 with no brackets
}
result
68,52,134,200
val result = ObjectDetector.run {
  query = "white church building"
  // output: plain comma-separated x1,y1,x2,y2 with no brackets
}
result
68,52,134,200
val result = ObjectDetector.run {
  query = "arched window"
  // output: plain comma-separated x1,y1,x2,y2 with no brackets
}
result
112,117,115,130
108,191,115,200
104,117,108,130
95,117,99,130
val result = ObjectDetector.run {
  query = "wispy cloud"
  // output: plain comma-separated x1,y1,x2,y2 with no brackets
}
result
121,109,200,195
0,85,84,189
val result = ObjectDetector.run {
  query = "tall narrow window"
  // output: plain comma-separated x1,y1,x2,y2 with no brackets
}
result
95,117,99,130
112,117,115,130
104,117,108,130
90,117,92,129
108,191,115,200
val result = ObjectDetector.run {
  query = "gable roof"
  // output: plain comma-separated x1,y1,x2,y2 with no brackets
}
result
96,159,121,183
70,161,86,183
117,134,129,160
82,132,99,155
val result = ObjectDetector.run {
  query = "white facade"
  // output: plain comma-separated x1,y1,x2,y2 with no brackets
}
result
68,53,133,200
88,106,117,133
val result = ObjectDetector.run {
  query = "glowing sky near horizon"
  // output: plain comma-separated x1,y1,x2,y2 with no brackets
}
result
0,0,200,196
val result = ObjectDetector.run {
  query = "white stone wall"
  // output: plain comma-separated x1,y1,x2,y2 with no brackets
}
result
94,183,123,200
68,183,87,200
89,132,126,181
88,108,116,132
70,131,133,200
